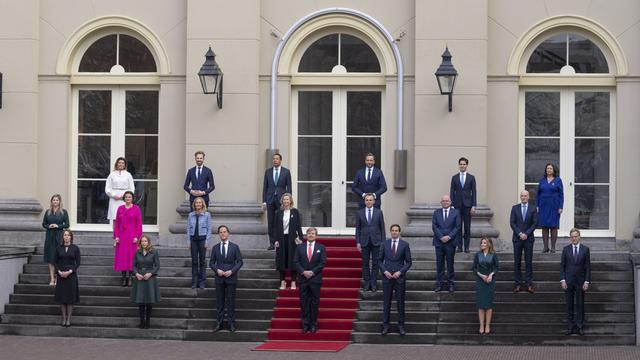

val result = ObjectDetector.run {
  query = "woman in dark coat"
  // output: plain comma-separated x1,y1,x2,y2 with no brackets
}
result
537,163,564,253
472,237,499,335
42,194,69,285
131,234,161,329
274,193,304,290
54,230,80,327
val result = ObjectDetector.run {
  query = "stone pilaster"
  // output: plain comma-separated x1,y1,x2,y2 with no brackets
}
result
0,198,44,245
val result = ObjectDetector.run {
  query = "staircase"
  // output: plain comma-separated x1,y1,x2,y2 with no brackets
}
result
352,250,636,345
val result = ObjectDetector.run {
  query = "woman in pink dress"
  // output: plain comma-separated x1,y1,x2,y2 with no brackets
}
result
113,191,142,287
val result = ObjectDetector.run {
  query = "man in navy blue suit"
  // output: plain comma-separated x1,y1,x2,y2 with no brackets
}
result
560,228,591,335
510,190,538,293
352,153,387,209
209,225,243,333
184,151,215,206
378,224,412,336
432,195,461,293
356,194,386,292
294,227,326,334
449,157,476,253
262,153,292,250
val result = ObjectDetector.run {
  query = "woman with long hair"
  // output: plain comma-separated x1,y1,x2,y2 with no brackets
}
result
472,237,499,335
274,193,304,290
54,230,80,327
113,191,142,287
42,194,69,285
131,234,161,329
186,197,211,289
537,163,564,253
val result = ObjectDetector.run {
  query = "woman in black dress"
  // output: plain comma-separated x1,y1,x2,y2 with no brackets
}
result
42,194,69,285
131,234,161,329
54,230,80,327
274,193,304,290
472,237,499,335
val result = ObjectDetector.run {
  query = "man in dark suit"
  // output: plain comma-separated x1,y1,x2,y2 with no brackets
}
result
510,190,538,293
356,194,386,292
294,227,327,334
184,151,215,206
560,228,591,335
449,157,476,253
209,225,243,333
262,153,292,250
352,153,387,209
432,195,461,293
378,224,412,336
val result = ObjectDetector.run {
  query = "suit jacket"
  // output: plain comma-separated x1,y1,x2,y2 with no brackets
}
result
378,238,412,282
352,167,387,207
355,207,386,247
184,166,215,204
560,243,592,286
209,241,243,284
294,241,327,284
262,167,292,204
509,202,538,242
432,207,461,247
274,208,304,271
450,172,477,209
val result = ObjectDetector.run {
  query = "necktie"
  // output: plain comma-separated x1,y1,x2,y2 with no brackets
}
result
307,243,313,262
274,168,279,184
367,168,372,182
522,204,527,220
444,209,448,222
196,167,201,179
392,240,397,257
222,243,227,258
573,245,578,260
367,208,372,224
460,173,465,187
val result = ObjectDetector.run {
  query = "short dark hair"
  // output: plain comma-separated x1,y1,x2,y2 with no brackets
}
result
390,224,401,232
217,225,230,233
194,151,205,157
569,228,581,237
364,193,375,201
114,157,127,170
123,191,135,201
365,153,375,159
62,230,74,245
458,157,468,165
544,162,559,177
273,153,282,160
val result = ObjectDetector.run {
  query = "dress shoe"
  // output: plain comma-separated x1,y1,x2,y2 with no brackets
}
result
229,323,236,332
370,284,377,292
577,328,585,336
550,249,556,253
456,247,462,253
448,285,455,293
513,285,522,293
398,325,406,336
564,328,574,335
302,327,309,334
464,249,470,253
526,285,535,294
542,249,550,254
310,325,317,333
434,286,443,293
213,323,223,332
267,244,275,250
381,326,389,335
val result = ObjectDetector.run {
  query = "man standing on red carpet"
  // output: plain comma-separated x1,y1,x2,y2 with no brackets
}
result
294,227,326,334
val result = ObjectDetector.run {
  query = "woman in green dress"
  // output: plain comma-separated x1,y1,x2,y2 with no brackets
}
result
472,237,499,334
131,234,161,329
42,194,69,285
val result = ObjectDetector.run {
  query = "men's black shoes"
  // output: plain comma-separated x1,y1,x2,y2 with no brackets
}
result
434,286,443,293
513,285,522,293
310,325,317,333
302,326,309,334
381,326,389,335
398,325,406,336
564,328,574,335
213,323,222,332
229,323,236,332
370,284,377,292
448,285,456,293
577,328,585,336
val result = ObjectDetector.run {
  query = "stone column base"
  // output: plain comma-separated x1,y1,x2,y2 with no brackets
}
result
403,203,500,250
0,198,44,246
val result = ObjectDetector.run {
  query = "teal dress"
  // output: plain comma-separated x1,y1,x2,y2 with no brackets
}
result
131,250,161,304
42,209,69,264
472,251,499,309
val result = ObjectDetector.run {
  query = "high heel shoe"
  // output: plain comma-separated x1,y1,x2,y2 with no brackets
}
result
279,280,286,290
291,282,297,290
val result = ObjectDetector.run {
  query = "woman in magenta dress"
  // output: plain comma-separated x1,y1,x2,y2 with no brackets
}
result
113,191,142,287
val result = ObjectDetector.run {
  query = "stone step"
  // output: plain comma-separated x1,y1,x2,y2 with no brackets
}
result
12,284,280,298
352,321,635,334
357,291,635,303
18,274,282,288
356,300,634,312
32,246,277,259
354,311,635,323
350,332,636,345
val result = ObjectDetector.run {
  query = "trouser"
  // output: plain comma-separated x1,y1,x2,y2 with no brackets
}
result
266,200,279,245
565,283,586,330
513,239,534,286
458,206,472,251
382,278,406,325
435,243,456,285
215,282,237,325
361,244,380,287
299,281,321,328
190,239,207,287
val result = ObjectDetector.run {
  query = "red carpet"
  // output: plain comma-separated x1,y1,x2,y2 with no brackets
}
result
254,237,361,352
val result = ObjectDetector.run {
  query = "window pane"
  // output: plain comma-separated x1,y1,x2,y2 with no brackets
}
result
119,34,157,72
134,181,158,225
126,91,159,134
569,34,608,73
77,180,109,224
524,184,538,206
345,188,360,228
347,138,381,182
575,92,610,136
525,138,559,183
297,183,332,227
575,139,609,183
526,34,566,73
298,138,331,181
298,92,332,135
78,136,111,179
574,185,609,229
340,34,380,72
79,90,111,134
79,35,117,72
125,136,158,180
347,91,381,135
525,92,560,136
298,34,338,72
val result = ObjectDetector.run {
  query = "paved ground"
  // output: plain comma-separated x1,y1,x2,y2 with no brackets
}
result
1,336,639,360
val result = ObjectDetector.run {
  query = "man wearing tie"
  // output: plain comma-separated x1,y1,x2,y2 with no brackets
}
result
209,225,243,333
432,195,461,293
184,151,215,206
352,153,387,209
262,153,292,250
510,190,538,293
356,194,386,292
560,228,591,335
449,157,476,253
294,227,326,334
378,224,412,336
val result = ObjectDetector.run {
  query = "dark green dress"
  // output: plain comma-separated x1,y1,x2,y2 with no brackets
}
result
42,209,69,264
472,251,499,309
131,250,161,304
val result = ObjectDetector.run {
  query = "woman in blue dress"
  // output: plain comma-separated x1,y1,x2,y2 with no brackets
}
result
472,237,499,335
536,163,564,253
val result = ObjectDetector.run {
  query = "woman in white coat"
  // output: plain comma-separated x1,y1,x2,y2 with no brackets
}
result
105,157,135,224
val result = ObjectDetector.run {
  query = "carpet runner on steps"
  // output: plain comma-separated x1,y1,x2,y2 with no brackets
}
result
254,237,361,352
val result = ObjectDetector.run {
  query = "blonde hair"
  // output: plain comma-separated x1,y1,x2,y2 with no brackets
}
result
49,194,63,215
192,197,207,213
480,237,495,254
138,234,154,252
280,193,294,210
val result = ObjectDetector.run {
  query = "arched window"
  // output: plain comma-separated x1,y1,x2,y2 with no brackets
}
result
79,34,157,73
298,33,380,73
526,33,608,74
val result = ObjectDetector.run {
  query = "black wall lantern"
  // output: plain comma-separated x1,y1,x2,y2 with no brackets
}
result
434,47,458,112
198,45,223,109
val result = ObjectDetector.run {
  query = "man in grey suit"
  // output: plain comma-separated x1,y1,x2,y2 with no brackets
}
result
262,153,292,250
356,193,386,292
510,190,538,293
